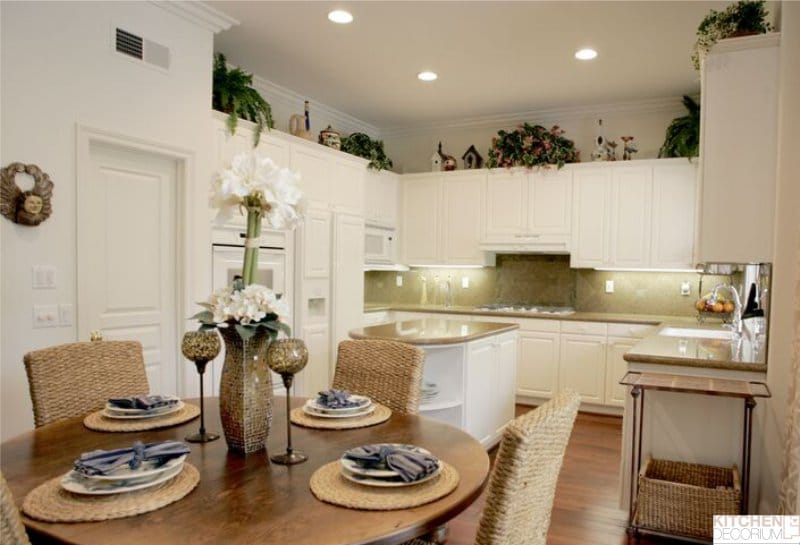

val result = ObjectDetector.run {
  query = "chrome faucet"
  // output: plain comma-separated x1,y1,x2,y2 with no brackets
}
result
442,275,453,308
712,283,743,337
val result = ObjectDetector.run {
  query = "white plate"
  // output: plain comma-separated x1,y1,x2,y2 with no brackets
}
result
60,461,184,495
340,464,441,488
104,397,180,415
77,454,187,482
307,395,371,414
302,403,375,419
102,401,184,420
340,444,434,478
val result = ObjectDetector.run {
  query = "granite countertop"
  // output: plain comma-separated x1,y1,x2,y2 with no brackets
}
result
349,318,519,345
624,323,767,372
363,303,698,326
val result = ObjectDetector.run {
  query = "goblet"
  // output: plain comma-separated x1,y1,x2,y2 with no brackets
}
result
266,338,309,464
182,330,222,443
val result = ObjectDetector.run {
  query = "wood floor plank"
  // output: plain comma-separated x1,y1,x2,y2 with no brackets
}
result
445,407,683,545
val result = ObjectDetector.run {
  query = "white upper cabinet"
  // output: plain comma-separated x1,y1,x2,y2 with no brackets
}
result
290,145,332,208
698,34,780,263
364,169,399,228
571,160,697,269
401,171,488,266
483,167,572,249
290,144,367,214
330,155,366,215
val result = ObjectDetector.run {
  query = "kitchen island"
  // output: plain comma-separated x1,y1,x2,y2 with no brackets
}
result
349,318,519,448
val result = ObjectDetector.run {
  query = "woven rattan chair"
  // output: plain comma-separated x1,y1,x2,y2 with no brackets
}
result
24,340,149,427
332,339,425,415
1,472,31,545
407,389,581,545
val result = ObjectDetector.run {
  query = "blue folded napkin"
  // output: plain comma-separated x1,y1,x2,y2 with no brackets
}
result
74,440,190,476
107,395,179,411
316,389,362,409
344,444,439,483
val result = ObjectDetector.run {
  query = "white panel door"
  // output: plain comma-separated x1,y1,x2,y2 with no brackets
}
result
517,330,559,398
559,334,606,404
483,169,527,240
605,337,636,407
331,213,365,352
331,157,365,215
528,168,572,234
651,162,697,269
610,165,652,267
302,209,332,278
494,333,518,437
401,175,441,264
79,141,178,394
465,338,494,445
441,171,485,265
570,167,611,268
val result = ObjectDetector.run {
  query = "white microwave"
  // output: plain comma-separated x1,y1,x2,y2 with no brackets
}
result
365,225,396,264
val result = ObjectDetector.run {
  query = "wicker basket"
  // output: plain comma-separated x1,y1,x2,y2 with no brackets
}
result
633,457,741,540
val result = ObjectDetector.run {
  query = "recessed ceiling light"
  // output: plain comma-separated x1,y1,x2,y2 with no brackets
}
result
575,48,598,61
328,10,353,24
417,71,438,82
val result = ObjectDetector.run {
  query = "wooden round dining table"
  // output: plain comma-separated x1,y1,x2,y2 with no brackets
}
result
1,398,490,545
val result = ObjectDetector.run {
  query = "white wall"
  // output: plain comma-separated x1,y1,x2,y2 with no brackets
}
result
756,3,800,514
0,1,217,440
382,98,687,173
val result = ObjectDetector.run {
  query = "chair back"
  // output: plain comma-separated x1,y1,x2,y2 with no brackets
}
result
24,340,149,427
332,340,425,415
474,390,581,545
0,472,31,545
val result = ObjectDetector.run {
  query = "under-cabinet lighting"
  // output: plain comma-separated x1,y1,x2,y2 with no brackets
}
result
327,10,353,24
408,264,484,269
594,267,703,273
575,48,598,60
417,71,438,82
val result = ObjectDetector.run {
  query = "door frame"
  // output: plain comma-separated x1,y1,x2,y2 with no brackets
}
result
76,125,195,394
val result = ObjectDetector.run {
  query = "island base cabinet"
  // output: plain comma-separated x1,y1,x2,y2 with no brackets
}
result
558,334,606,404
605,337,638,407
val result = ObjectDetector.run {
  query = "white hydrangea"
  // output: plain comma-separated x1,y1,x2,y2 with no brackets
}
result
210,151,303,229
206,284,290,325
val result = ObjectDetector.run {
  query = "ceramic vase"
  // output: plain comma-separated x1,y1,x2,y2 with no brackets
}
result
218,326,273,454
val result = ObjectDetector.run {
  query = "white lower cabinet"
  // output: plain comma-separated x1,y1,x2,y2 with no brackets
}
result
559,333,607,404
517,329,559,398
605,337,638,407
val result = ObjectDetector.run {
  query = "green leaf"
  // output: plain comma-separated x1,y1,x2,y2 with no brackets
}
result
190,310,215,323
199,323,217,332
235,323,256,341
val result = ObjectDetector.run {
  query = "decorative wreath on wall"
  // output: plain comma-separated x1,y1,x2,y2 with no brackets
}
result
0,162,54,226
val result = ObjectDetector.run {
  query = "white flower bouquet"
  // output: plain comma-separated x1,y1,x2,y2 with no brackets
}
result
193,284,290,341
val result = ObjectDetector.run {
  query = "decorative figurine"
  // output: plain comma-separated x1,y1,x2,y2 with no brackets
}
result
461,145,483,169
318,125,341,150
591,119,608,162
606,140,618,161
0,162,54,226
438,142,457,171
288,100,315,141
621,136,638,160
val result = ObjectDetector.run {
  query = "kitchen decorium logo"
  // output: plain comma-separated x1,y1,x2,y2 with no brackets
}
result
714,515,800,544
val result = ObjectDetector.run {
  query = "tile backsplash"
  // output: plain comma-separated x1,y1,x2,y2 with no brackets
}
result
365,254,730,316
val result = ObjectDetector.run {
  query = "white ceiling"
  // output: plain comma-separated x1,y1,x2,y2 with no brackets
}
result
210,1,734,130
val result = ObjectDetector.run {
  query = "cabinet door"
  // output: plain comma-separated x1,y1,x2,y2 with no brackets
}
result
528,168,572,234
332,214,365,351
559,334,606,404
302,209,332,278
605,337,636,407
365,171,399,228
651,162,697,269
401,175,441,264
297,323,331,397
290,146,331,206
256,134,291,168
441,171,485,265
494,333,518,437
331,156,365,215
610,165,652,267
517,330,559,399
465,338,494,445
484,169,527,241
570,168,611,267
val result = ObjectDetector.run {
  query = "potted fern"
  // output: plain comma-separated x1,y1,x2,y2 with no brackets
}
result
692,0,773,70
340,133,394,171
213,53,274,147
658,96,700,159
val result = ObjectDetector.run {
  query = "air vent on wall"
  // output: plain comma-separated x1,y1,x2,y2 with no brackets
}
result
114,27,170,71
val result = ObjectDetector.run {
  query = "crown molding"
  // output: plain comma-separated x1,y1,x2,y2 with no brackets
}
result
150,1,239,33
709,32,780,54
381,96,687,139
251,75,381,139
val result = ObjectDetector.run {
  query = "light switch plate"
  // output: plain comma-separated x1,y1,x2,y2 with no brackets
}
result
605,280,614,294
33,305,59,328
59,304,73,326
681,282,691,296
32,266,57,289
461,276,469,289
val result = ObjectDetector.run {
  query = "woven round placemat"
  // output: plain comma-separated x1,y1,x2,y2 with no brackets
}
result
309,461,460,511
83,403,200,432
22,463,200,522
290,403,391,430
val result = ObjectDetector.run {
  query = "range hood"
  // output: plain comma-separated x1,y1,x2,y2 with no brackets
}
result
479,234,570,255
364,263,410,272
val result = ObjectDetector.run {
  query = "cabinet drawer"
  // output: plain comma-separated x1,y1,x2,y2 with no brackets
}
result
560,321,607,336
517,318,560,333
607,323,657,338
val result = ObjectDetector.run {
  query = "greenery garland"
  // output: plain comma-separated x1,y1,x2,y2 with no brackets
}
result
340,133,394,171
212,53,274,147
487,123,579,169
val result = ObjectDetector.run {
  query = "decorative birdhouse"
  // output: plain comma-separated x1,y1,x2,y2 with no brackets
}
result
461,145,484,169
431,144,443,172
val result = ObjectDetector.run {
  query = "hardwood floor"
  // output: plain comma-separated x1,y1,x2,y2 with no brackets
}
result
445,406,681,545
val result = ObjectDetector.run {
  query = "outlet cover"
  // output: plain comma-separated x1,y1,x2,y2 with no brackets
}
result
395,275,403,287
605,280,615,294
33,305,59,328
681,282,691,296
461,276,469,289
59,304,74,326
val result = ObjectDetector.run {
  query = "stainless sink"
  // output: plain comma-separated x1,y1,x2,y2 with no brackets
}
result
658,326,731,340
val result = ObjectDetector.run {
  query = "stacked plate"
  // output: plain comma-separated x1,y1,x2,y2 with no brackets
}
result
302,394,375,419
421,382,439,404
60,455,187,495
339,444,441,488
102,397,184,420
